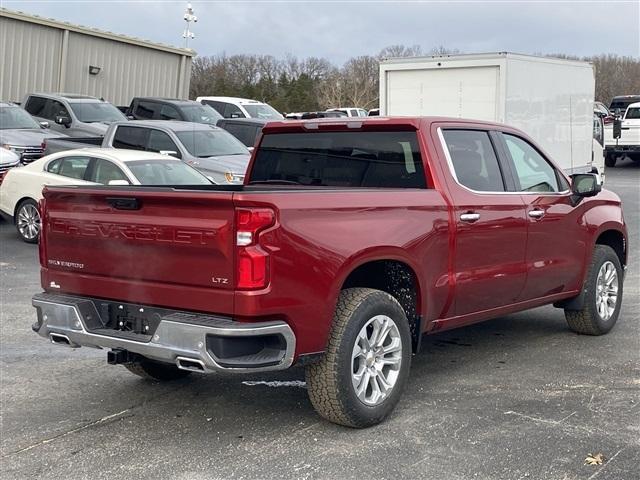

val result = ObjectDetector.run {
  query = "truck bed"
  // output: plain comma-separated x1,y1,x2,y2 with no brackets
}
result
44,136,103,155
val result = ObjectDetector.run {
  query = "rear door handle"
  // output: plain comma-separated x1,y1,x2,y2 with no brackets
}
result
460,213,480,223
528,209,545,219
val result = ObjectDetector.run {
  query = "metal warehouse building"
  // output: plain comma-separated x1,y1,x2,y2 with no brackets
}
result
0,8,194,106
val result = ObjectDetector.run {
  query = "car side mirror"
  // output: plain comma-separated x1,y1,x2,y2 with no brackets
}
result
613,118,622,139
40,121,50,129
571,173,601,198
107,179,130,186
247,146,254,152
159,150,180,158
126,115,135,120
55,116,71,127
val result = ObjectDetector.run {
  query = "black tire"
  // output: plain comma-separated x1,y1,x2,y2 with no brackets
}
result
123,357,191,381
604,153,616,168
305,288,412,428
15,199,40,244
565,245,623,335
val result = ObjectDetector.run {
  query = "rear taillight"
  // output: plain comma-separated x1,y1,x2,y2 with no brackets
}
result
236,208,275,289
603,116,613,125
41,140,46,150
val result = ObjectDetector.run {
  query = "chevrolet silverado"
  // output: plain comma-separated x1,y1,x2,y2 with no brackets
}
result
32,117,628,427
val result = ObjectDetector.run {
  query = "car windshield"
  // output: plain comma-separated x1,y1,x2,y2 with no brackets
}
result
176,129,249,157
0,106,41,129
181,104,223,124
625,107,640,119
68,102,126,123
243,104,283,120
127,159,212,185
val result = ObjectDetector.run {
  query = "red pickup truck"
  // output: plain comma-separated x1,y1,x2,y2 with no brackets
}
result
32,117,627,427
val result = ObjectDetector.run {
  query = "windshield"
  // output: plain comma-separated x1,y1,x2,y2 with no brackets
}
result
176,129,249,157
181,104,223,125
127,159,212,185
0,106,41,129
625,107,640,119
68,102,126,123
243,104,283,120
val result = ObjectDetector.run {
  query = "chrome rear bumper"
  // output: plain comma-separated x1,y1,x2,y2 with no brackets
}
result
32,293,296,373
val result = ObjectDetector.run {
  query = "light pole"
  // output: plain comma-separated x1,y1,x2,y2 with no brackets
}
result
183,3,197,48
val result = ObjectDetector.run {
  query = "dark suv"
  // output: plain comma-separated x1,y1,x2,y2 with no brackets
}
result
127,98,222,126
216,118,267,149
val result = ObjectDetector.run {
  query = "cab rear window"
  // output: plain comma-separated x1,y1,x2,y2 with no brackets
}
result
250,131,426,188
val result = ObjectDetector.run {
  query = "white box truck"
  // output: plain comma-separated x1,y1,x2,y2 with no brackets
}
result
379,52,601,174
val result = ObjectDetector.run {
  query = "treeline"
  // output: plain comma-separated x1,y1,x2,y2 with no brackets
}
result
189,45,640,113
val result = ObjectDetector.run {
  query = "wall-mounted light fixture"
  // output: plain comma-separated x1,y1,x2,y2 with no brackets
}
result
89,65,101,75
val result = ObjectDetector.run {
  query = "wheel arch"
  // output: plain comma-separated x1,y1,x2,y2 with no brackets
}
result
337,252,424,352
13,196,39,223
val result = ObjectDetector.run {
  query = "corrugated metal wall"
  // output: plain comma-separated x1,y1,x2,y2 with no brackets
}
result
65,32,189,106
0,14,192,106
0,16,62,102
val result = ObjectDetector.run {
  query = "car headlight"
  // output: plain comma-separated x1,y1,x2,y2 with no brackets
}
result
1,144,20,152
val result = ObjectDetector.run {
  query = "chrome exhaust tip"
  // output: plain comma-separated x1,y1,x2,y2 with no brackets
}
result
176,356,206,372
49,333,78,348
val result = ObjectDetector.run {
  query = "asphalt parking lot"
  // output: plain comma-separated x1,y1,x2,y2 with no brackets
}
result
1,161,638,480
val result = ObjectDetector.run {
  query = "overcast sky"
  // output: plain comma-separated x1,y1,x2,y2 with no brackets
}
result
5,1,640,63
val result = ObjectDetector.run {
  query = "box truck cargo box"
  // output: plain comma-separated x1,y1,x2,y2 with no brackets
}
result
380,53,596,174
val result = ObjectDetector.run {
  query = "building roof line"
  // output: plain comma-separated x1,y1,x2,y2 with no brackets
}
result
0,7,196,57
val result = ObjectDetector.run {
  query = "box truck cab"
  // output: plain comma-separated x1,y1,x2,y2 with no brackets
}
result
379,52,599,175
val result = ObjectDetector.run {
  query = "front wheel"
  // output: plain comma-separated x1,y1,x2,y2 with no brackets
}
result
305,288,412,428
15,199,41,244
565,245,623,335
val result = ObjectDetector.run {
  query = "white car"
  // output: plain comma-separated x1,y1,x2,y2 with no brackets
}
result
0,148,211,243
326,107,368,117
196,96,283,120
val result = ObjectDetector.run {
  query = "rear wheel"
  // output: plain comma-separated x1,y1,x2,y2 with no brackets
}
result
15,199,40,244
604,153,616,168
565,245,623,335
305,288,412,428
124,357,191,381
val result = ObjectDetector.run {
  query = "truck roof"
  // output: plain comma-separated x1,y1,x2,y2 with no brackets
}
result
29,93,106,102
121,120,220,131
379,51,593,68
260,116,505,134
197,96,268,105
57,147,178,163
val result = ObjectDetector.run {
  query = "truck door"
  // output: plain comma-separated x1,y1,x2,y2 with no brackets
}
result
497,132,586,300
437,128,528,316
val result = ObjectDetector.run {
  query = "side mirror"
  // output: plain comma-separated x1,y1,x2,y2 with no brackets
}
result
39,121,50,129
159,150,179,158
107,179,130,186
571,173,601,198
126,115,135,120
230,113,241,118
247,146,255,152
613,118,622,139
55,116,71,127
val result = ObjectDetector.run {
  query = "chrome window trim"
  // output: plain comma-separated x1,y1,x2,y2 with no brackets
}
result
436,127,571,196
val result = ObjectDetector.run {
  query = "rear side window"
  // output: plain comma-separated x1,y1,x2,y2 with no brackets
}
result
250,131,426,188
224,123,259,147
112,126,149,150
442,130,505,192
57,156,91,180
134,101,157,119
159,104,181,121
202,100,226,115
626,107,640,119
24,96,48,116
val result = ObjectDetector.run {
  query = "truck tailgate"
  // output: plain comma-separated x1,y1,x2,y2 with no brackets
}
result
41,187,236,314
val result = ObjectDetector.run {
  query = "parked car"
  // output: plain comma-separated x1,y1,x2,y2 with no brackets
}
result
301,111,347,119
326,107,368,117
608,95,640,114
216,117,267,149
197,96,284,120
0,148,21,183
32,116,627,428
0,102,67,164
43,120,251,184
594,101,610,118
127,98,222,126
604,102,640,167
22,93,126,137
0,148,211,243
368,108,380,116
